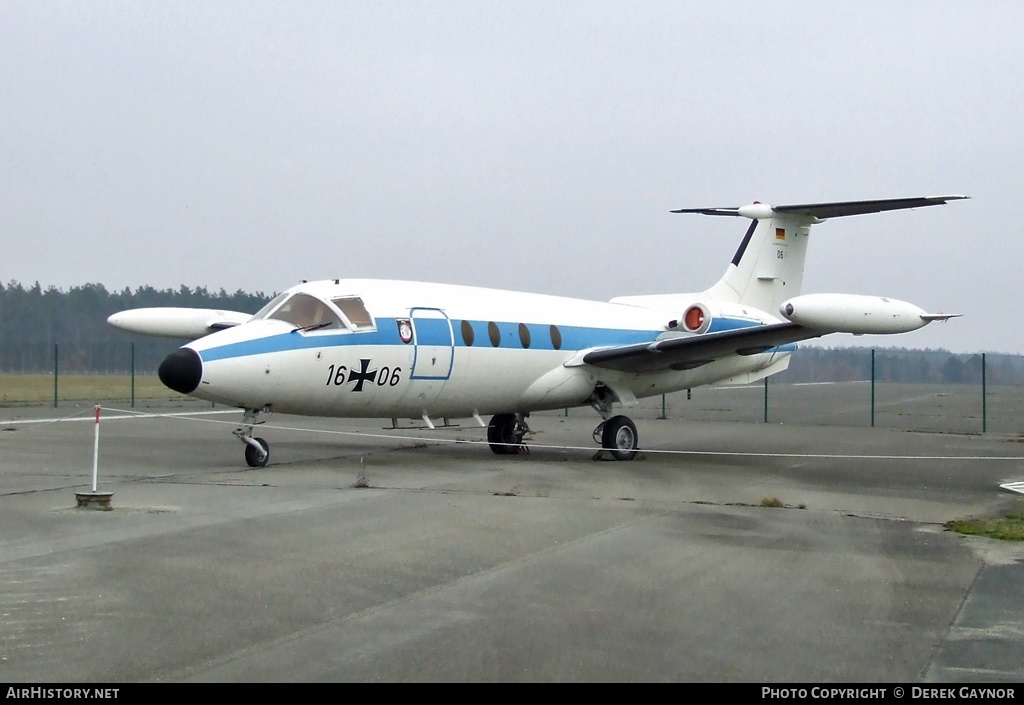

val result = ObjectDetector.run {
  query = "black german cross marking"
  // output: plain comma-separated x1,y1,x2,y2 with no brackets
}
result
348,358,378,392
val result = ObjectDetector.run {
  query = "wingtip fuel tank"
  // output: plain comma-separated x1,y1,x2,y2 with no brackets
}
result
107,308,251,339
779,294,955,335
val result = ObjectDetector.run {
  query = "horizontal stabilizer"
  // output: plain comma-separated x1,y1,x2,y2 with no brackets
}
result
672,195,969,221
669,207,750,217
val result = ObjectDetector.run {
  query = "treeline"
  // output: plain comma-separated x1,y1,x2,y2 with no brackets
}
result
775,346,1022,385
0,281,1021,383
0,281,271,373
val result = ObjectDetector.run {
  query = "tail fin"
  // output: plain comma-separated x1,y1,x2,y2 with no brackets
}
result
673,196,968,314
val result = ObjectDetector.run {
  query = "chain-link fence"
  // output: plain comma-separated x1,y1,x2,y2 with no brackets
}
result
1,344,1022,434
0,341,185,406
0,340,181,375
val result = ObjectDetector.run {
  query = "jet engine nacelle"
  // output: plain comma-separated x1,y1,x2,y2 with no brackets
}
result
669,301,774,335
779,294,930,334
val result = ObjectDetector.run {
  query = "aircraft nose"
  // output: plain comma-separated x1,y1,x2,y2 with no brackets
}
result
158,348,203,395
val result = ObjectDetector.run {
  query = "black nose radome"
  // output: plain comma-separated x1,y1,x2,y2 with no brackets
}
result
159,348,203,395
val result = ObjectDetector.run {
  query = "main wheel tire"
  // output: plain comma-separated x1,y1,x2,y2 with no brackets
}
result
244,437,270,467
601,415,638,461
487,413,520,455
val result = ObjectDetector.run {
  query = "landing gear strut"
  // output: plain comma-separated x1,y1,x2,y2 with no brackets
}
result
487,412,530,455
234,408,270,468
589,386,639,461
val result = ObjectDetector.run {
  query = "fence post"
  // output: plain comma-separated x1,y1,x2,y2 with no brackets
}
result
763,377,768,423
658,394,667,420
982,352,987,433
130,341,136,408
870,348,875,428
53,343,59,408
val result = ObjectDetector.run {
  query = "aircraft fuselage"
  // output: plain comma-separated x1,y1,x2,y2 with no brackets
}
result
169,279,785,419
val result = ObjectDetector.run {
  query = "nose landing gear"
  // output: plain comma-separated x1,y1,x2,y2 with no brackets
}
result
234,408,270,467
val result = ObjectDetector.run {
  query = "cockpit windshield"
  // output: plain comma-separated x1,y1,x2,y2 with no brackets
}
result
267,293,345,331
253,292,289,320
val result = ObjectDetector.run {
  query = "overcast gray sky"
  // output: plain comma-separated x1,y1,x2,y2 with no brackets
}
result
1,1,1018,354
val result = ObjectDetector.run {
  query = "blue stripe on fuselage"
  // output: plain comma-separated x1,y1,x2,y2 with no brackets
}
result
197,316,767,362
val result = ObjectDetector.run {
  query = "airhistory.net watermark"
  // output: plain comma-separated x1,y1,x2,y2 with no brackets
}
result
6,689,119,700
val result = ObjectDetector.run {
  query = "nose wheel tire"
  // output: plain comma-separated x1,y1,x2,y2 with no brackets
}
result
601,415,638,461
244,437,270,468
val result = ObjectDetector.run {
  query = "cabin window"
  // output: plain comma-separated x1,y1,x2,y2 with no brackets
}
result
270,294,344,331
332,297,375,329
550,325,562,350
461,320,475,346
518,323,531,349
487,321,501,347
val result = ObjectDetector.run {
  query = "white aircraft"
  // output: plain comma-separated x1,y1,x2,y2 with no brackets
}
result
108,196,966,467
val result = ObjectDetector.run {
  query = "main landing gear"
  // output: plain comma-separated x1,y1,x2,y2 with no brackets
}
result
234,408,270,468
485,391,640,461
590,386,639,461
487,412,530,455
593,415,639,461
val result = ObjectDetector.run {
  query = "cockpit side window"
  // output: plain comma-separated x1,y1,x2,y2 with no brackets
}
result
268,293,345,331
331,297,375,330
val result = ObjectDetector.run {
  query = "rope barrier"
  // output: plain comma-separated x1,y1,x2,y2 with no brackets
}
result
3,406,1023,463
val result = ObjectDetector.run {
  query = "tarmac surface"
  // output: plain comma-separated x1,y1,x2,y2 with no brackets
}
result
2,389,1024,683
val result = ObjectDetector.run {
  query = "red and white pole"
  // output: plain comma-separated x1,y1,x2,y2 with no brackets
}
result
92,405,100,493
